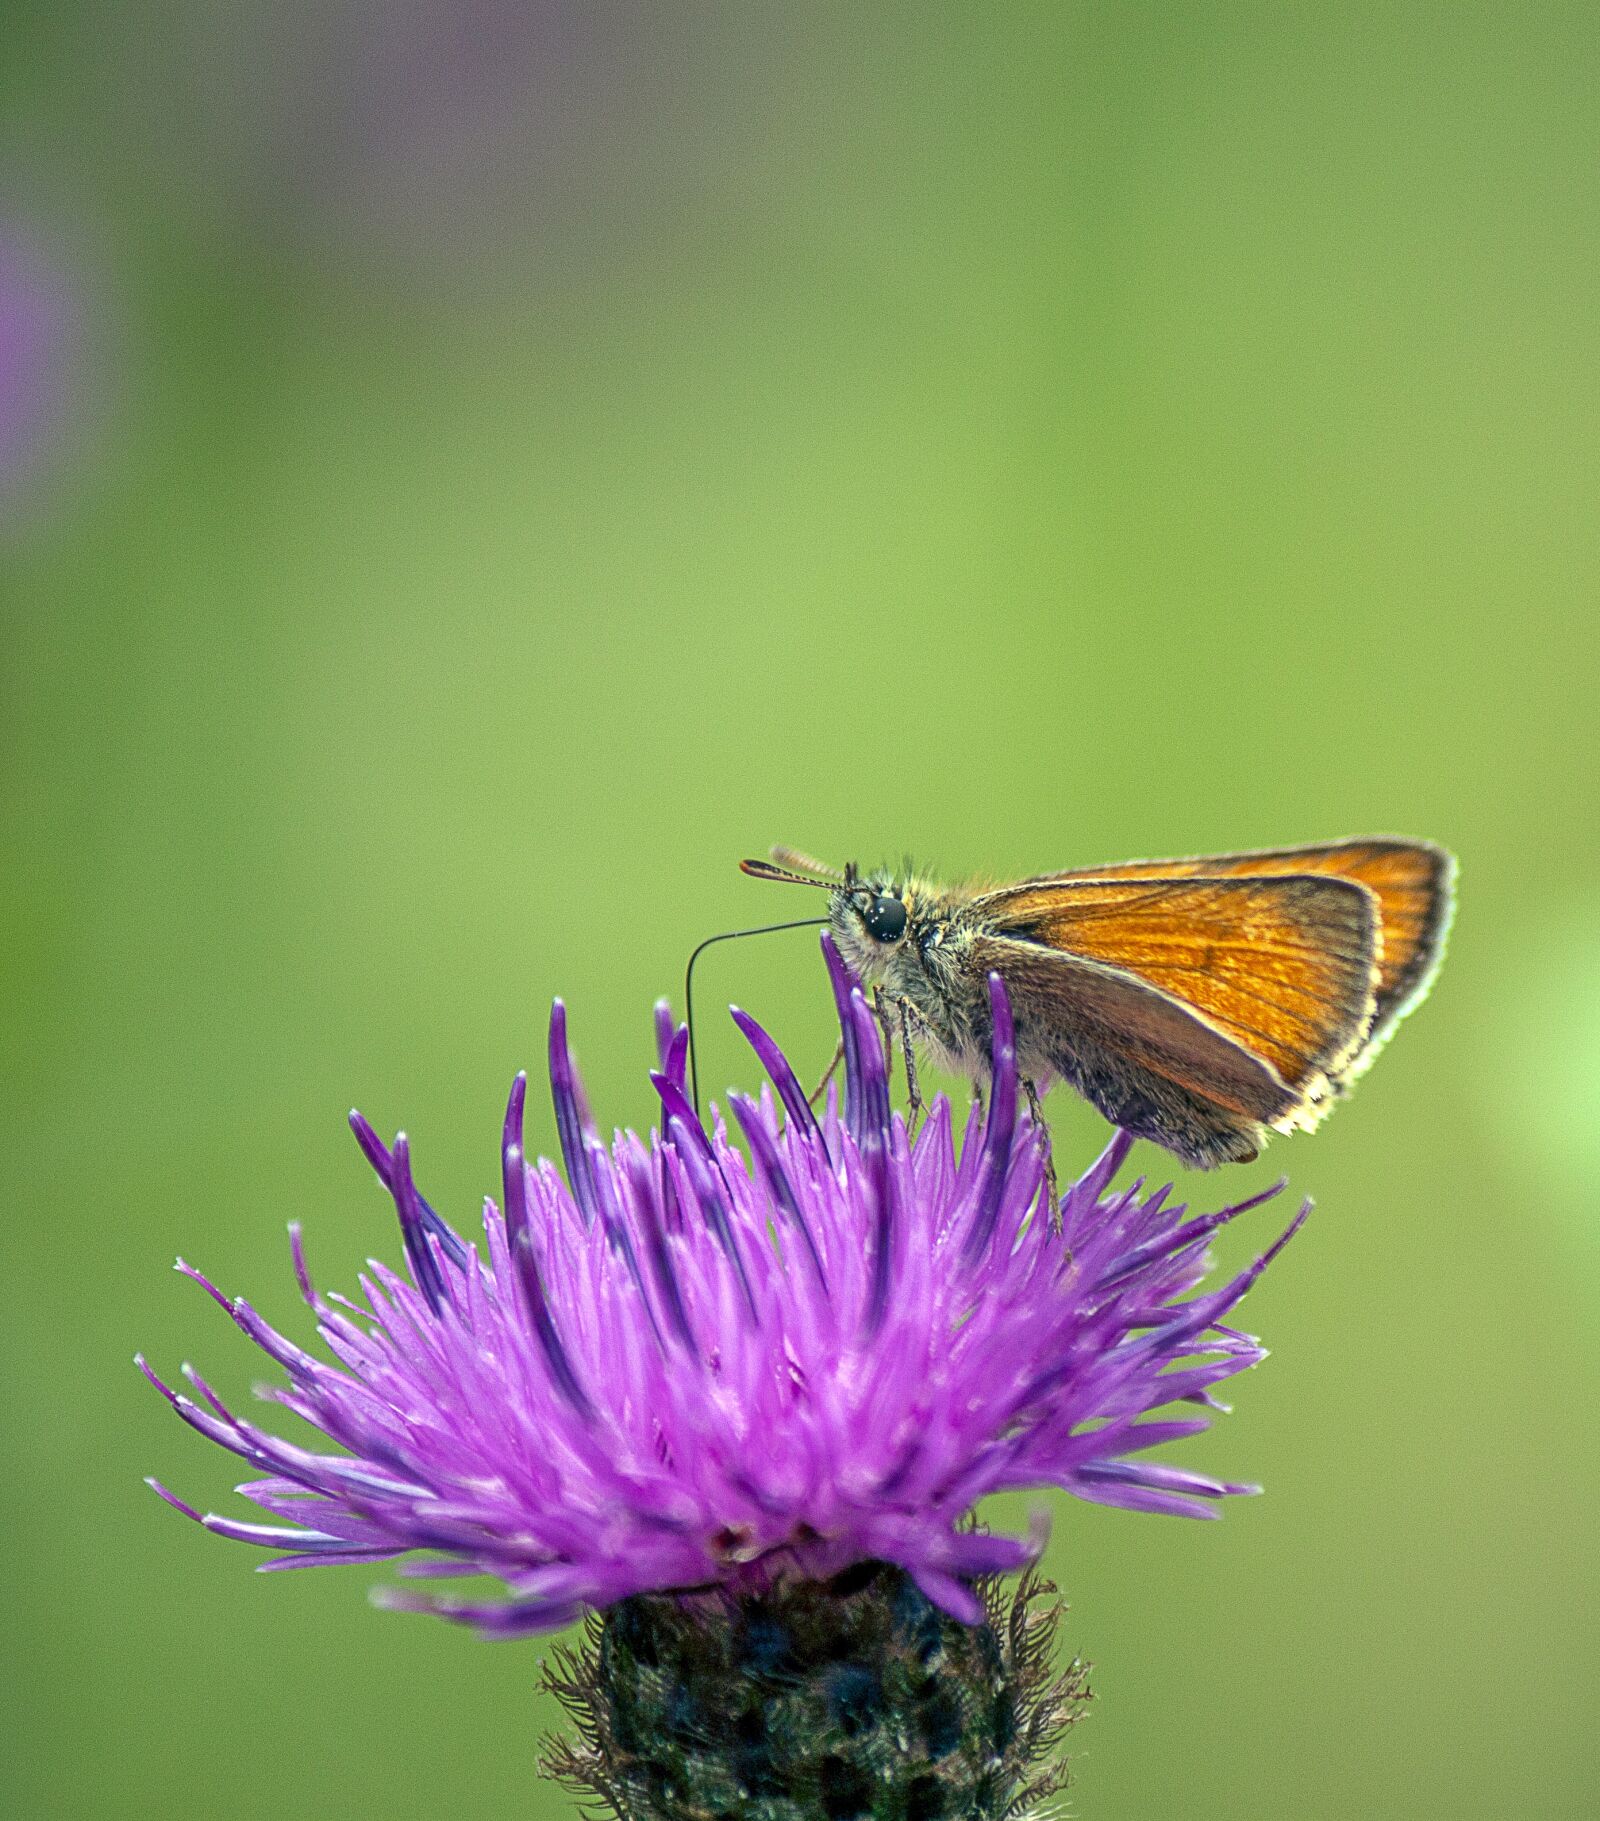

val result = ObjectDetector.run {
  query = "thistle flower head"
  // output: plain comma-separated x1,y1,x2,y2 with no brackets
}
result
144,935,1304,1637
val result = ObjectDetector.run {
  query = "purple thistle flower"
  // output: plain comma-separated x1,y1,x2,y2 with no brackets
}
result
143,935,1306,1639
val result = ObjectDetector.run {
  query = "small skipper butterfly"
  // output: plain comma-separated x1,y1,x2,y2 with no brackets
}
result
740,838,1454,1168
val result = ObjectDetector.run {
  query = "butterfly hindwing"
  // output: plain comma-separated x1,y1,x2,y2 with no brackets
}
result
967,932,1298,1121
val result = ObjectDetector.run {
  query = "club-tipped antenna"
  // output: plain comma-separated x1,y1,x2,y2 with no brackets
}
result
685,917,829,1116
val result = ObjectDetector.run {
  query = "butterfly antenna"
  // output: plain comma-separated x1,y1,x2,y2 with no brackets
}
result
685,917,829,1116
740,857,842,889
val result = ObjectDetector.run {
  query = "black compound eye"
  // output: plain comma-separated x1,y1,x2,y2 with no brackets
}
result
862,894,908,942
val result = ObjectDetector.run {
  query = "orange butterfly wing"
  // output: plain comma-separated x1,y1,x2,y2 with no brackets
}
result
1018,838,1453,1036
972,873,1380,1103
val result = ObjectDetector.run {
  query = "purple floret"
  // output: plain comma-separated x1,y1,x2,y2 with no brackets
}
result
144,935,1306,1635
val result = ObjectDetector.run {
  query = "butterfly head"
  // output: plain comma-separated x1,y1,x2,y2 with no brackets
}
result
739,849,916,986
822,863,913,985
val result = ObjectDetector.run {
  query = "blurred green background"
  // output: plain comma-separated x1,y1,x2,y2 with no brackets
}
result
4,4,1597,1816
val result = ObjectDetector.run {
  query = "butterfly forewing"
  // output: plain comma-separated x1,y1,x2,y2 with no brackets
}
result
1020,838,1452,1034
972,874,1381,1095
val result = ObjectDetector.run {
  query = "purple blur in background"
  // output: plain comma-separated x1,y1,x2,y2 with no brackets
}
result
0,225,76,522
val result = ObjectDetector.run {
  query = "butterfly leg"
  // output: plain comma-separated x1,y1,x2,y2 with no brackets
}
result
1023,1076,1059,1225
807,1039,844,1111
871,988,898,1079
894,998,924,1138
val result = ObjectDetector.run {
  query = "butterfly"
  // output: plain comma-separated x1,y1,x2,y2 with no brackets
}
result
740,838,1455,1168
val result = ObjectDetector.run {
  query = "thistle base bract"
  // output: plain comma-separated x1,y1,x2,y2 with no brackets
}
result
542,1562,1089,1821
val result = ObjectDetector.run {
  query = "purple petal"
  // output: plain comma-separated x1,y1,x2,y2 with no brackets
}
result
507,1209,593,1419
728,1092,827,1289
820,932,864,1143
390,1135,448,1316
961,972,1020,1263
347,1111,469,1269
653,999,678,1074
730,1006,823,1149
548,1000,599,1228
651,1071,757,1321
